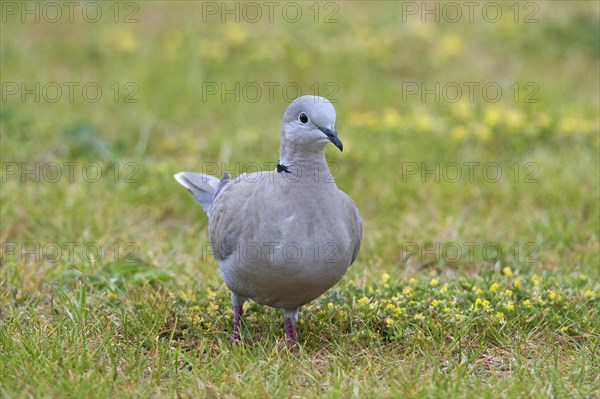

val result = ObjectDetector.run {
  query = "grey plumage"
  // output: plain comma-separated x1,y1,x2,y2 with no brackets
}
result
173,172,219,214
175,96,362,347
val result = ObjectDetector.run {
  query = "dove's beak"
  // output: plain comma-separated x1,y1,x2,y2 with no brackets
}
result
319,127,343,152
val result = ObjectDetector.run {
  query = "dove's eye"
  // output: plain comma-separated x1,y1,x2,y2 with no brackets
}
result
298,112,309,124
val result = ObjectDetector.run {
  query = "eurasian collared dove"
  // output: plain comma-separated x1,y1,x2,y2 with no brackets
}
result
174,96,362,347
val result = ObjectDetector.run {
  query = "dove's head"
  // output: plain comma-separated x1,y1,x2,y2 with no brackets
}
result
280,96,342,161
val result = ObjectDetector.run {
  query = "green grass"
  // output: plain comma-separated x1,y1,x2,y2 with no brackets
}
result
2,269,598,397
1,2,599,398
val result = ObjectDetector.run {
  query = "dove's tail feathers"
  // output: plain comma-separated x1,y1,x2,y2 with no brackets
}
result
174,172,227,215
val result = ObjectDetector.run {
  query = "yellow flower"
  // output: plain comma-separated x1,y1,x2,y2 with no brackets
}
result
191,305,201,312
484,106,502,127
513,278,522,290
414,314,425,321
505,109,524,131
443,307,451,314
504,289,513,297
414,112,436,132
579,274,588,282
523,299,532,308
451,101,472,118
549,292,557,301
382,272,391,284
436,34,464,59
440,283,449,293
357,296,369,305
225,23,248,46
429,278,439,287
475,298,491,309
585,290,594,299
180,291,196,302
327,302,334,309
504,301,515,311
386,303,395,310
104,27,138,54
409,278,416,285
532,274,542,286
558,116,586,135
431,299,442,307
535,296,547,306
385,318,394,326
15,293,23,301
382,108,401,129
207,303,219,316
348,111,378,128
394,307,403,316
473,287,484,297
402,287,414,297
450,125,468,140
207,289,217,300
489,283,500,293
502,266,513,277
561,326,569,332
495,311,505,320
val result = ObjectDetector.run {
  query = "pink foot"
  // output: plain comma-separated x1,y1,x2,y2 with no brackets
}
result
285,317,297,350
228,305,243,345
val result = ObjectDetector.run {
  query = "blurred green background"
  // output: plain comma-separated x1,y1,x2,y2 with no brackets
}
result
2,1,598,284
1,1,599,397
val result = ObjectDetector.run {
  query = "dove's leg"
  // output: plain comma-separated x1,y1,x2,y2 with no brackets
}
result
284,308,300,346
228,293,247,345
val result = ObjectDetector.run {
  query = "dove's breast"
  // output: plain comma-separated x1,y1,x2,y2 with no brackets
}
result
209,172,360,308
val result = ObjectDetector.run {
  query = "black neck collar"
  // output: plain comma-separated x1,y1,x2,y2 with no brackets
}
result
277,162,291,173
